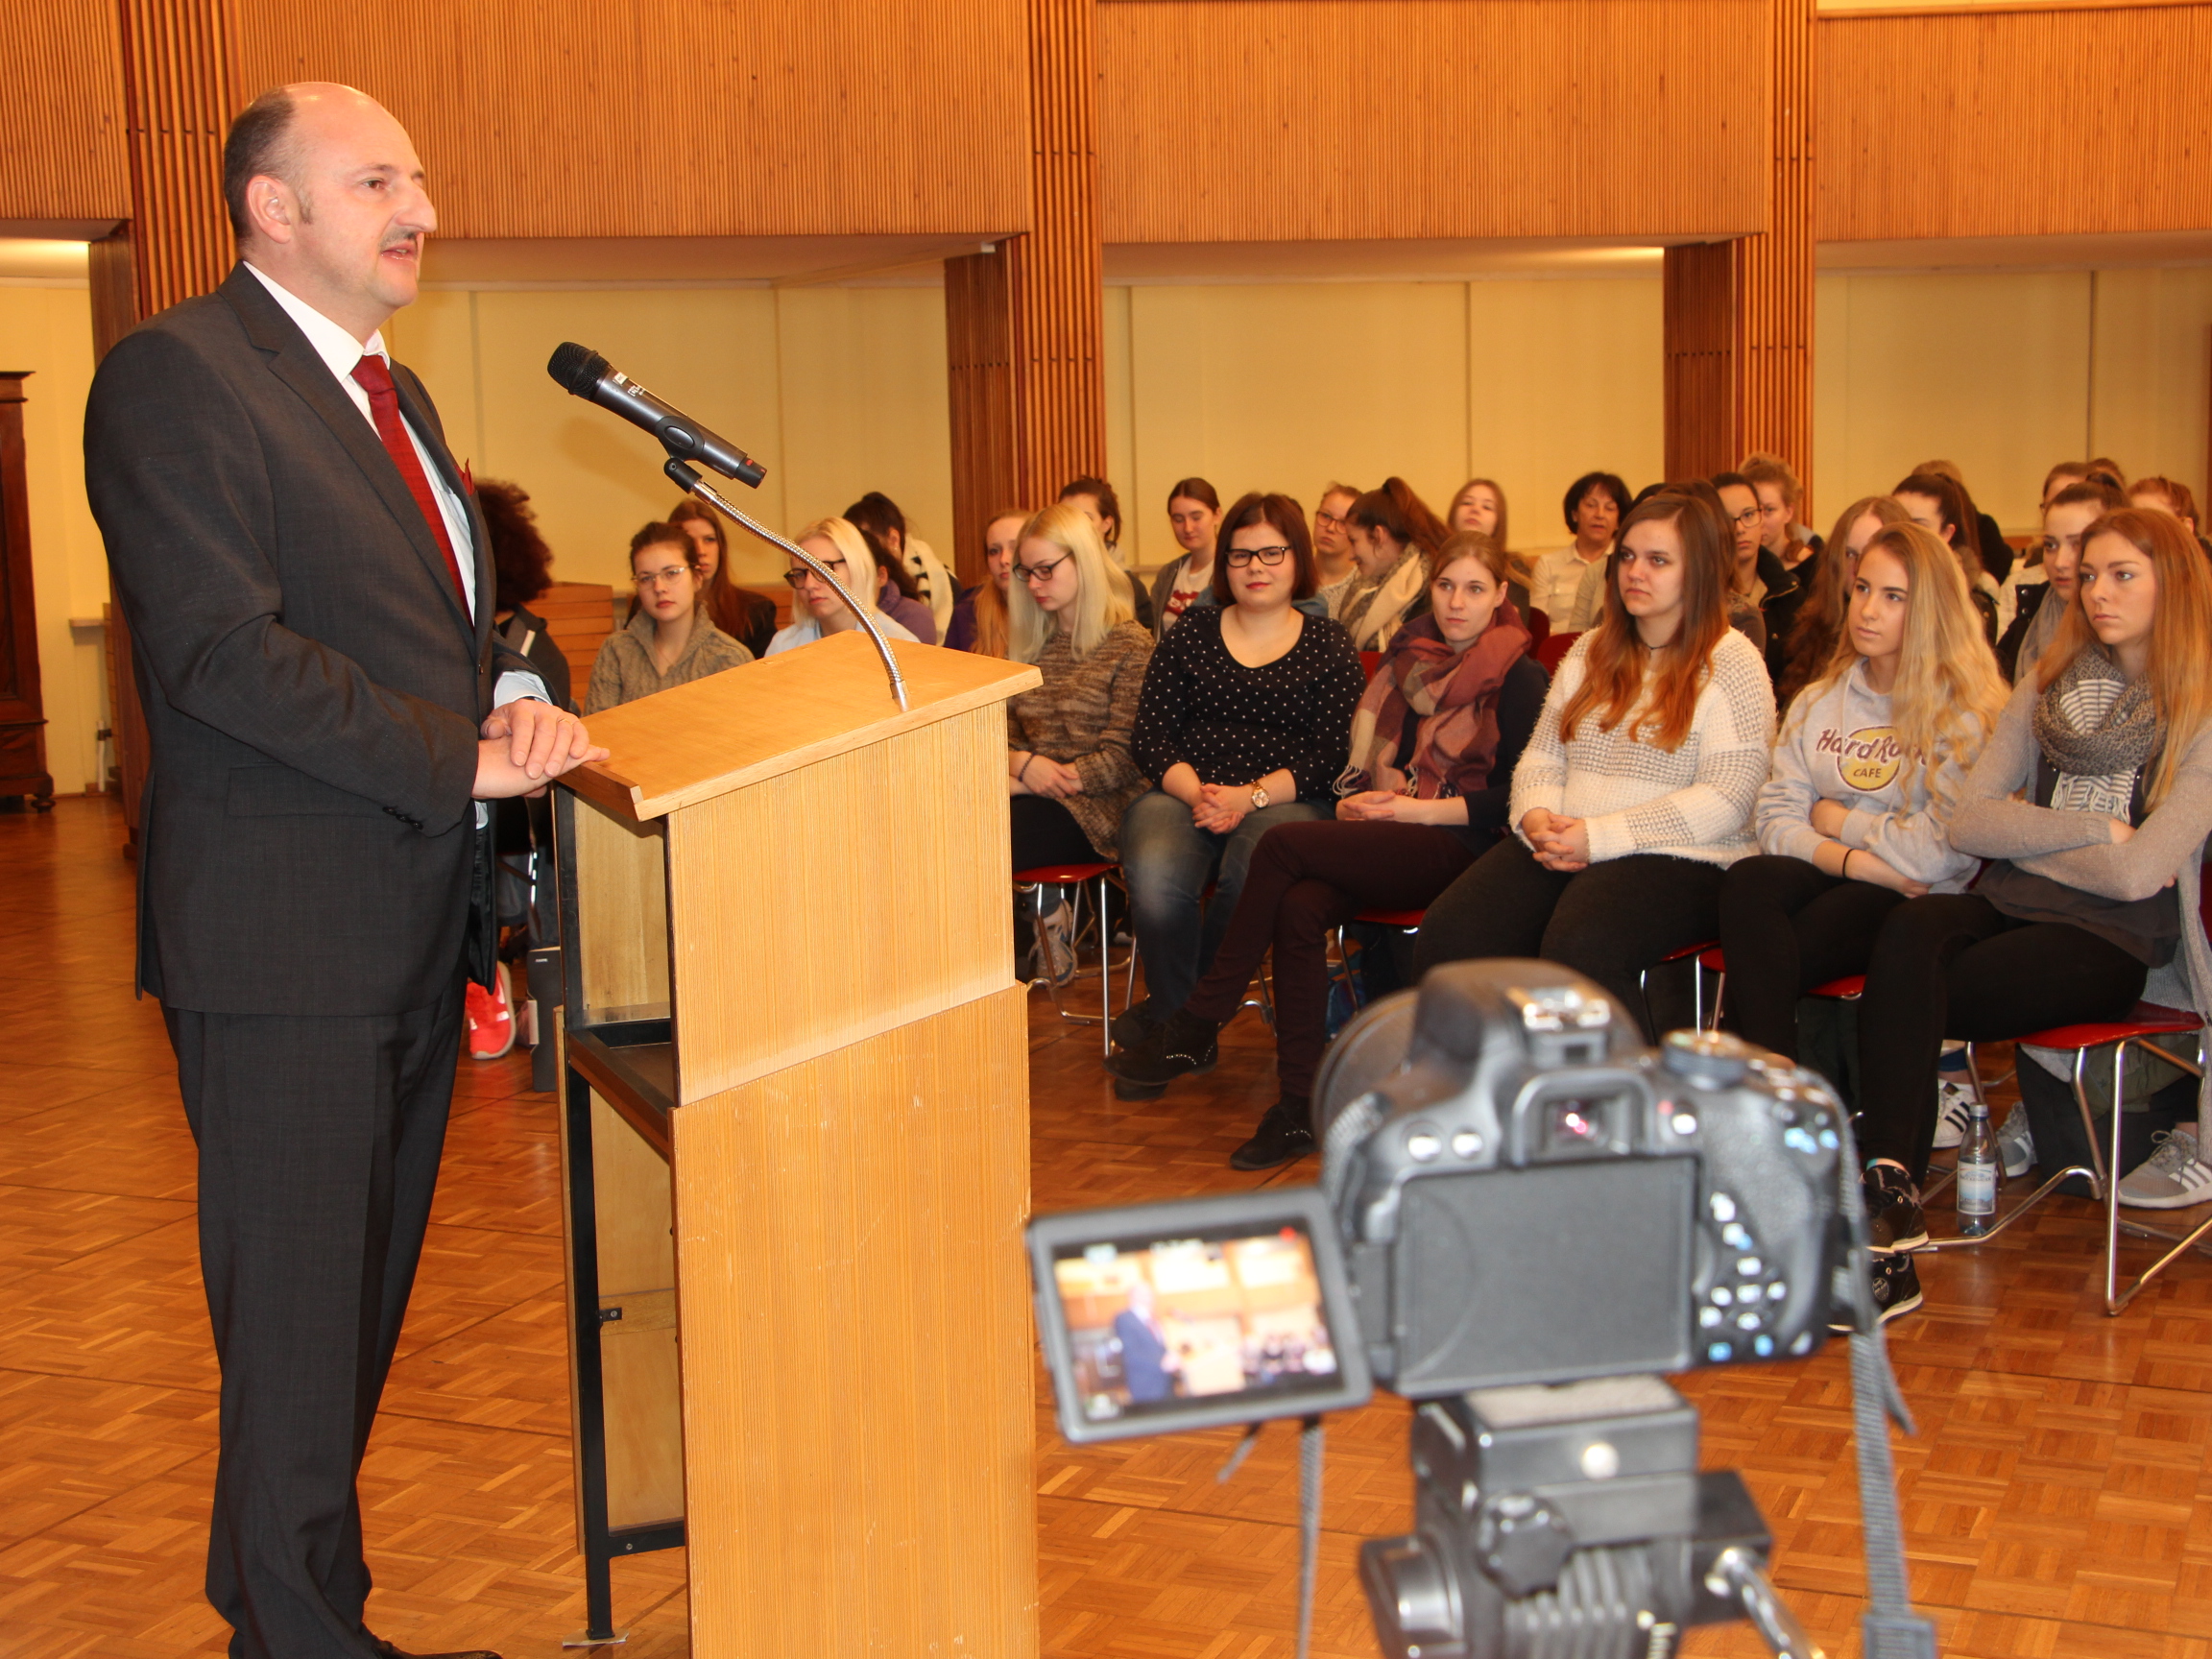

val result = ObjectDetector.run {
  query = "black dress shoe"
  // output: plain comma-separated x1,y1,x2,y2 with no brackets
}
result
370,1636,504,1659
1230,1099,1316,1171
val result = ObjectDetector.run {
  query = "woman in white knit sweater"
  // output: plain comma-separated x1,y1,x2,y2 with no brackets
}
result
1413,490,1776,1038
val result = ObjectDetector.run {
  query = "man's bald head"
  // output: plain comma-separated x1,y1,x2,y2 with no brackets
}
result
222,82,399,242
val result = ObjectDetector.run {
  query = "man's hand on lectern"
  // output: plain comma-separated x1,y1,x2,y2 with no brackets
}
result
475,700,608,799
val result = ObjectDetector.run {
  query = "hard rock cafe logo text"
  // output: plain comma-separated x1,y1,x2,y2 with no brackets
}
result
1816,724,1904,792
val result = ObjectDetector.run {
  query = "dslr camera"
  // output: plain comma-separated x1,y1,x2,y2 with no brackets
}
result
1029,961,1855,1659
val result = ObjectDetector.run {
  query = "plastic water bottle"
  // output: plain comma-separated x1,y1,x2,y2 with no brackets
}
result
1957,1100,1999,1237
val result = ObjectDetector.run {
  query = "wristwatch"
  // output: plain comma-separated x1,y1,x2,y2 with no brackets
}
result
1249,784,1270,812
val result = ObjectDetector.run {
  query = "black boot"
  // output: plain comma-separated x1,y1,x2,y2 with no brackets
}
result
1103,1009,1220,1088
1231,1097,1315,1171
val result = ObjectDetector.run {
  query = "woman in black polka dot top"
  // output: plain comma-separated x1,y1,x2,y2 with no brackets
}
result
1112,491,1364,1076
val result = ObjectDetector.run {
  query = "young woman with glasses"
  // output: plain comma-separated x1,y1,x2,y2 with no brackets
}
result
1106,493,1364,1071
1411,490,1775,1036
586,520,756,712
1003,506,1156,970
1311,483,1363,606
764,517,922,656
1107,531,1547,1169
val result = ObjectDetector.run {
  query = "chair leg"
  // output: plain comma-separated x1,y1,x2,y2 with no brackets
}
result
1708,969,1726,1033
1097,871,1113,1055
1916,1041,2099,1250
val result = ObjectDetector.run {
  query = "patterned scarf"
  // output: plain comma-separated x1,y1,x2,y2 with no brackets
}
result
2033,645,2162,816
1335,606,1532,800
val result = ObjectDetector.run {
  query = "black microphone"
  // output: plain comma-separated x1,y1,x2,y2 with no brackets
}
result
546,343,767,488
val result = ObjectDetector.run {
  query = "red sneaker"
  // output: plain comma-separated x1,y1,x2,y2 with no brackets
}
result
467,963,516,1060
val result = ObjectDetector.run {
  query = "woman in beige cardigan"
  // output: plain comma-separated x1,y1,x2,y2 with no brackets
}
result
586,521,753,713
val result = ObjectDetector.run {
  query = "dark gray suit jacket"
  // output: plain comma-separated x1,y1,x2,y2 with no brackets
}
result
85,265,530,1016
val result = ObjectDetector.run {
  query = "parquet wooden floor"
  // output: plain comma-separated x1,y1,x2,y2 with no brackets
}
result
7,796,2212,1658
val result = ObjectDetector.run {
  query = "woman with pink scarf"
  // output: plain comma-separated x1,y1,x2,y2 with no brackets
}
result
1105,533,1548,1169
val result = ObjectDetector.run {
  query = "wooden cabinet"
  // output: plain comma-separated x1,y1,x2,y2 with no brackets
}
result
0,373,55,810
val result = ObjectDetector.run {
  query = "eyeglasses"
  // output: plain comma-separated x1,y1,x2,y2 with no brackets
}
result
1732,507,1761,527
635,565,692,589
1225,544,1292,568
783,558,848,588
1012,553,1071,584
1314,511,1346,528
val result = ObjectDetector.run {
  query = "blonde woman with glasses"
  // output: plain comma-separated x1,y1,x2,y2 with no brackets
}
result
765,517,921,656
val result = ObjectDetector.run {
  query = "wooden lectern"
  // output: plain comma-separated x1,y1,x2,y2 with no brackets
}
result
550,631,1044,1654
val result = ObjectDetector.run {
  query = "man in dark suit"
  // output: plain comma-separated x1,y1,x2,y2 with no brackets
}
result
84,83,603,1659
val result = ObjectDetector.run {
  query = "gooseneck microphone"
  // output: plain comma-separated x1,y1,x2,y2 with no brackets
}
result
546,343,768,487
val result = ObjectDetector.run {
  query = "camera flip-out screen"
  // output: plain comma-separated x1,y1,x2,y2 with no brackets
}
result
1028,1189,1373,1444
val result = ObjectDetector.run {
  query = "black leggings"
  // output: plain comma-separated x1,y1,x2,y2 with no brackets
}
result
1855,895,2148,1179
1412,837,1727,1043
1716,857,1907,1059
1009,795,1099,872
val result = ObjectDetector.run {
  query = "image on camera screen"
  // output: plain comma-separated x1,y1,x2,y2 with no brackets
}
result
1051,1223,1343,1426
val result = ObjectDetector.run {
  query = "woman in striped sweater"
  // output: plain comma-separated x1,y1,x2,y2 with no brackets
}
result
1413,489,1777,1038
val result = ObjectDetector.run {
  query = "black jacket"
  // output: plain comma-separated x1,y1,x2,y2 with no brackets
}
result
85,265,530,1015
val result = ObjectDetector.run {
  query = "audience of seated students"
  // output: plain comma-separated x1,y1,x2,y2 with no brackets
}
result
1529,470,1629,629
767,517,923,655
1842,509,2212,1320
846,491,955,641
1711,470,1780,652
1410,489,1776,1039
1106,532,1547,1168
1716,523,2007,1309
1058,475,1155,630
1002,504,1156,974
1997,477,2127,680
1771,494,1911,710
1312,483,1362,610
476,479,573,711
1892,470,2000,641
1742,453,1817,675
587,520,755,712
1148,478,1222,635
1339,477,1451,651
1111,493,1365,1072
664,497,779,661
946,507,1022,655
857,523,940,644
1911,459,2012,586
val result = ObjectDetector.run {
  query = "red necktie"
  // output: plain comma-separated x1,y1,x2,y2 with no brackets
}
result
350,354,470,613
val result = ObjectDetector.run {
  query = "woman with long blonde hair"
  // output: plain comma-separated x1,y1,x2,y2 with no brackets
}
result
1410,490,1776,1037
1001,505,1154,973
1718,522,2006,1295
764,517,920,655
1772,495,1912,709
1842,509,2212,1324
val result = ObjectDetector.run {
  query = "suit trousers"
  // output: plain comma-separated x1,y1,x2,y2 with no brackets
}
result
167,978,466,1659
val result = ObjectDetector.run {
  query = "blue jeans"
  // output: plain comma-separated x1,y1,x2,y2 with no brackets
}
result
1118,789,1326,1015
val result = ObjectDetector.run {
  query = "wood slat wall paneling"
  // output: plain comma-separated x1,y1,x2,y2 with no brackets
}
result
1818,3,2212,241
944,0,1106,586
231,0,1030,241
945,252,1020,586
0,2,132,223
1735,0,1815,497
116,0,237,319
1664,243,1737,481
1097,0,1768,245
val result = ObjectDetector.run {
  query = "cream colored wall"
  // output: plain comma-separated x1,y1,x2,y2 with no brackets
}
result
1,284,107,796
1811,266,2212,536
388,284,952,592
1109,276,1666,571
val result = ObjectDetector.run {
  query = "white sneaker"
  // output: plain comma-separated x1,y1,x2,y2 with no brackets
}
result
1996,1104,2034,1179
1036,900,1077,987
2118,1126,2212,1210
1932,1079,1977,1150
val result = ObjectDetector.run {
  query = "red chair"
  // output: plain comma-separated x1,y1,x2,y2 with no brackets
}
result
1358,650,1382,681
1014,861,1121,1054
1535,631,1581,674
1526,608,1551,650
1641,939,1722,1033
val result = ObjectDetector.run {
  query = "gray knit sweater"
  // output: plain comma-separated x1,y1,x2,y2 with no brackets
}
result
1007,620,1155,858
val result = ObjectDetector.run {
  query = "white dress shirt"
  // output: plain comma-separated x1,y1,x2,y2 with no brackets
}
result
243,263,546,711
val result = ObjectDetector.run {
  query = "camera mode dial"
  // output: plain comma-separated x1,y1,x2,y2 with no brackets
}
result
1660,1030,1756,1090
